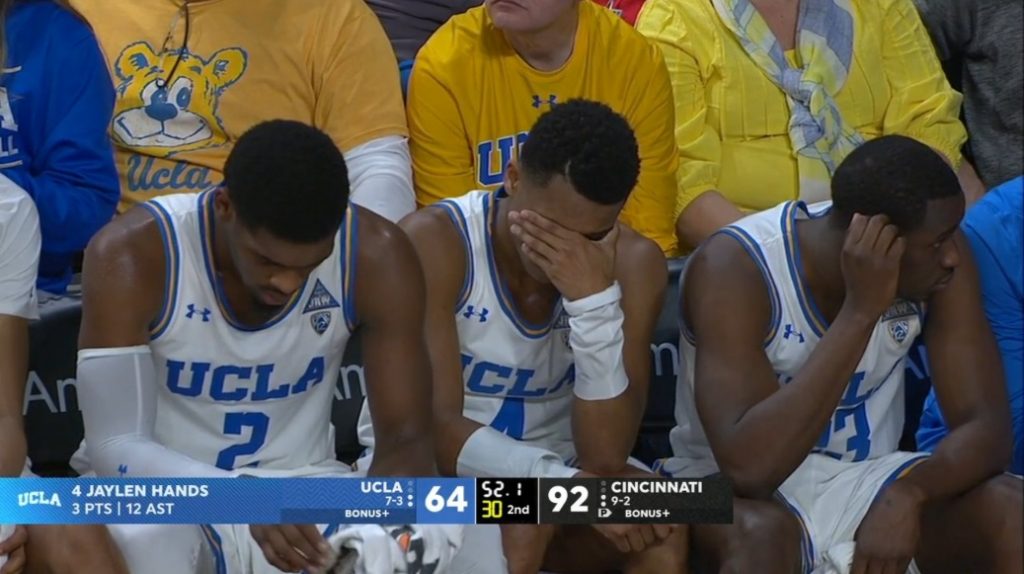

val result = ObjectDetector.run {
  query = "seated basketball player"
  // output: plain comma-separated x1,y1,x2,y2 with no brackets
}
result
666,135,1023,573
0,175,128,574
73,121,472,574
358,100,685,573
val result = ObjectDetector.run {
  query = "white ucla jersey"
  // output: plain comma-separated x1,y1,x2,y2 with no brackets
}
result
441,190,578,462
140,190,357,472
669,201,922,475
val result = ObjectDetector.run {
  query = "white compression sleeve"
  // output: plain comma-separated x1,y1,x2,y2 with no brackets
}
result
562,282,629,401
76,346,231,478
456,426,579,479
345,135,416,223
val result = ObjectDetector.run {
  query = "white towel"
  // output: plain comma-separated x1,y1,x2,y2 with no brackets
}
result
812,542,920,574
327,524,463,574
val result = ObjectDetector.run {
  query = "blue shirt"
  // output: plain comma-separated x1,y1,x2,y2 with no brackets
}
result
918,176,1024,475
0,0,117,293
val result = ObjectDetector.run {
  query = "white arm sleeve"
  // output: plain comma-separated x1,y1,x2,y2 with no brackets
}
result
456,426,579,479
0,180,40,319
563,282,629,401
344,135,415,223
76,346,232,477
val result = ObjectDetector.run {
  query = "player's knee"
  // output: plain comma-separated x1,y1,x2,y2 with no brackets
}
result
501,524,556,574
722,502,802,574
976,475,1024,557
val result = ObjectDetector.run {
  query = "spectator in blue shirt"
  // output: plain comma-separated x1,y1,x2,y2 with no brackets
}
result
918,176,1024,475
0,0,118,295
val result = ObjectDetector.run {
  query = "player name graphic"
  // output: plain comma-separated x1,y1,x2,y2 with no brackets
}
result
2,477,731,525
80,484,210,498
609,480,703,494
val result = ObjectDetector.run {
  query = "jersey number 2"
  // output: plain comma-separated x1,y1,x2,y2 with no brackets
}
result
215,412,270,470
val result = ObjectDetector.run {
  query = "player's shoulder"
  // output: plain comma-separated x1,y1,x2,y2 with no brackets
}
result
0,175,36,222
0,175,39,260
396,204,469,277
83,204,166,283
615,225,668,291
686,230,770,297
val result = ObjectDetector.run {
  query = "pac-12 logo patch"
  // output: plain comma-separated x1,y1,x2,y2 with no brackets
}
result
889,319,910,344
311,311,331,336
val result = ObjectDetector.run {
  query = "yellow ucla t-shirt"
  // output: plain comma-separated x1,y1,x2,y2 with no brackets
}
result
408,1,679,254
72,0,408,213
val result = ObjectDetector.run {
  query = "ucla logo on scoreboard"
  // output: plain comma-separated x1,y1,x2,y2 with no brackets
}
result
18,490,62,507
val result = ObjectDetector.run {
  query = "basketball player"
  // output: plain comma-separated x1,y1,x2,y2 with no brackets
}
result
73,120,467,574
666,135,1023,573
0,173,128,574
357,99,683,572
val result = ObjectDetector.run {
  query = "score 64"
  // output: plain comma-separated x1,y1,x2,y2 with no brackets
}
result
415,479,475,524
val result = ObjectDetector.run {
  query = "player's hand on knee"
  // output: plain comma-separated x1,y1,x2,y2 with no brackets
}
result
841,213,905,322
249,524,331,573
508,210,618,301
0,525,27,574
852,481,924,574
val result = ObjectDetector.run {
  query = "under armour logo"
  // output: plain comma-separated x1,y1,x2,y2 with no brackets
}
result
783,324,805,343
462,305,489,323
186,304,211,322
117,464,128,477
532,94,558,109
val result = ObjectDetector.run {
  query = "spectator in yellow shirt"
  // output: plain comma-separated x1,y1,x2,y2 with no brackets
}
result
72,0,415,222
637,0,976,249
408,0,679,254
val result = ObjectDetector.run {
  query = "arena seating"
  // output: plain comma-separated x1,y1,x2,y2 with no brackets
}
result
22,257,932,476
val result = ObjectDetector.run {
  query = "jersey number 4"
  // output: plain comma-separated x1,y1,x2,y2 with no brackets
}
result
215,412,270,470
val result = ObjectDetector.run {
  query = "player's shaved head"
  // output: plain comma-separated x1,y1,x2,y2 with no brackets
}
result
830,135,961,232
224,120,348,243
518,99,639,206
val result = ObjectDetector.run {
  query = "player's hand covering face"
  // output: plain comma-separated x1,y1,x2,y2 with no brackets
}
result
509,210,618,301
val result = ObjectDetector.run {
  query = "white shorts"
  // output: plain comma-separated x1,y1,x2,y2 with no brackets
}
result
778,452,929,574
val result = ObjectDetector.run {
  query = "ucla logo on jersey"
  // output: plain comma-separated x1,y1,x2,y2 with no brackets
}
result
303,279,340,314
889,320,910,344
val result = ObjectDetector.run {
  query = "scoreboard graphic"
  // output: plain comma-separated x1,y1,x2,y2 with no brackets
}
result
0,477,731,525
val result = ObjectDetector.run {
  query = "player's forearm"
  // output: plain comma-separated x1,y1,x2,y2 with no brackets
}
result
447,416,578,479
0,419,26,477
717,309,877,497
369,426,437,477
900,417,1012,503
436,413,485,477
571,396,643,475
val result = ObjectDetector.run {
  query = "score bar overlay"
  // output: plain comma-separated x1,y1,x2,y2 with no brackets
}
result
0,477,731,525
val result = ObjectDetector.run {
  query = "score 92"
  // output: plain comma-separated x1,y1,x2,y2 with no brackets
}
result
547,484,590,513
